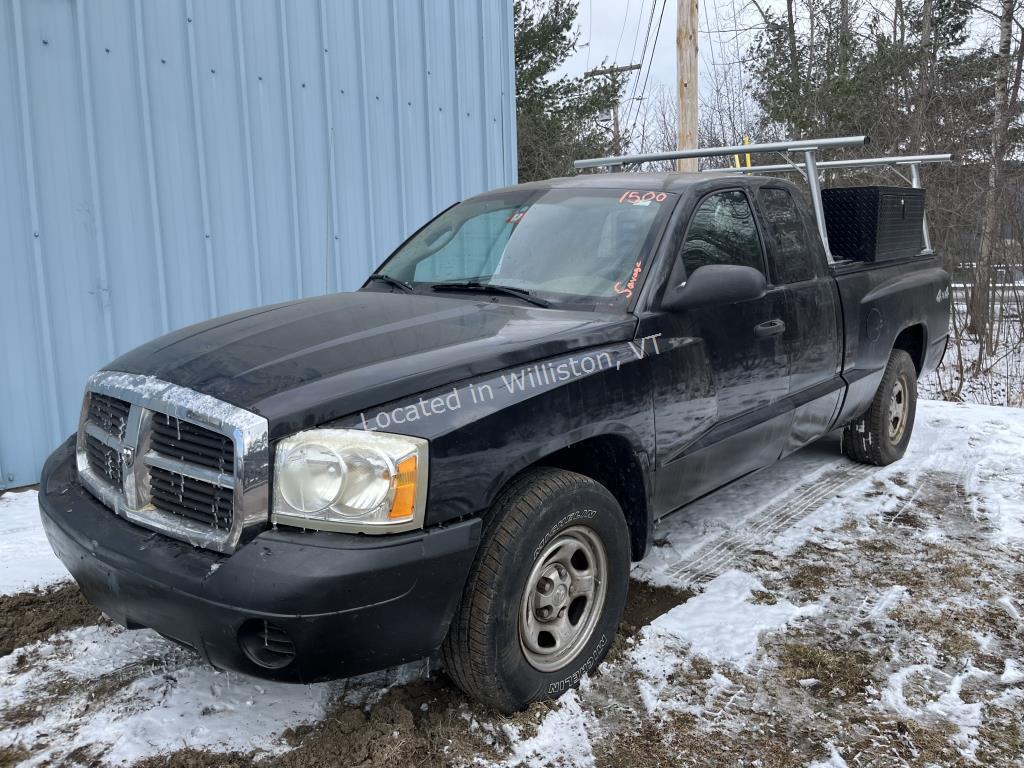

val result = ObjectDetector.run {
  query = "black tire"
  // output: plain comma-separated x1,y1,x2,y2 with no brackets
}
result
843,349,918,466
441,467,630,712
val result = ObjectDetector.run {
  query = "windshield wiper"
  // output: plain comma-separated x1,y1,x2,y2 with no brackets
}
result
367,273,414,293
430,281,551,308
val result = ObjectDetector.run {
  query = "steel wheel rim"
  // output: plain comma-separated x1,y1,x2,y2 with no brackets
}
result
519,525,608,672
888,375,908,443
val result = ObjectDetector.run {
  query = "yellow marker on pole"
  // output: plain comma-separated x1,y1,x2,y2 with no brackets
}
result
744,136,752,168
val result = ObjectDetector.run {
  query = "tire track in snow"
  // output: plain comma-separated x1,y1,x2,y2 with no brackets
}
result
882,457,977,531
666,461,878,586
679,458,980,737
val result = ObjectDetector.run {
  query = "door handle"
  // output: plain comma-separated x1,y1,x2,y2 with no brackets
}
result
754,319,786,339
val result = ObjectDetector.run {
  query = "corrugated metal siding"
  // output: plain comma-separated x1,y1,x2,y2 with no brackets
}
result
0,0,516,489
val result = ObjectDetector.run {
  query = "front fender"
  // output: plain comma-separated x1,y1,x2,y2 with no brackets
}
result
329,342,656,527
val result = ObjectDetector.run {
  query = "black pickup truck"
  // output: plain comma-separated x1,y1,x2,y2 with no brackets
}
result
39,170,949,712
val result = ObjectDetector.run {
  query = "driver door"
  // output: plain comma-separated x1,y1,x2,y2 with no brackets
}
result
650,189,791,513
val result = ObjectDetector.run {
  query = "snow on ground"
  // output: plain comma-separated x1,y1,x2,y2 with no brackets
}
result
502,691,597,768
0,618,425,766
509,399,1024,765
636,399,1024,589
628,569,820,714
0,624,333,766
0,490,68,595
636,570,820,672
1,399,1023,766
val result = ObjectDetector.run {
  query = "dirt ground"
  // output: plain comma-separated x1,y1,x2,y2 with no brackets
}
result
9,496,1022,768
2,580,689,768
0,585,101,659
2,402,1022,767
591,479,1024,767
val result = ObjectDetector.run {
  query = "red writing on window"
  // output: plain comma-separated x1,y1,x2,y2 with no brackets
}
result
506,207,529,225
614,261,644,299
618,190,667,205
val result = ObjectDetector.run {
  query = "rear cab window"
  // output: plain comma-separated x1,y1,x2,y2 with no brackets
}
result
757,187,821,284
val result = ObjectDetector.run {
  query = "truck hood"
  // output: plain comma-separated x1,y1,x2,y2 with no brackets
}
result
107,290,636,439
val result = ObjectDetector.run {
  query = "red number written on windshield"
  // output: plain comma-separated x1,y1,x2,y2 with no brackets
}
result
618,190,667,205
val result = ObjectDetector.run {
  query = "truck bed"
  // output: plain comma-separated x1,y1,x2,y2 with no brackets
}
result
830,254,950,426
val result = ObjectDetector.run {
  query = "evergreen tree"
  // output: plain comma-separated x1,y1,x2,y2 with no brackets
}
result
514,0,626,181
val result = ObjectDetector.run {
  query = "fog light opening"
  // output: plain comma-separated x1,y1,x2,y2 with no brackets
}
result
238,619,296,669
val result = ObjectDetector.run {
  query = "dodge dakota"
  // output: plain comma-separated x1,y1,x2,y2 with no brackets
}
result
39,167,950,711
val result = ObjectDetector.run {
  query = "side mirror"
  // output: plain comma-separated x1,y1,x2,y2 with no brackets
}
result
662,264,767,312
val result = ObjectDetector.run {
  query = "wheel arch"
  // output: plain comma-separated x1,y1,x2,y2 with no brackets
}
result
892,323,927,375
490,434,654,562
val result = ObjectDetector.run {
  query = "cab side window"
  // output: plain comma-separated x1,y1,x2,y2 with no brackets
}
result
683,191,765,278
757,188,819,284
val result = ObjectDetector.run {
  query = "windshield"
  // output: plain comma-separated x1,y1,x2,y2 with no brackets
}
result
373,187,676,306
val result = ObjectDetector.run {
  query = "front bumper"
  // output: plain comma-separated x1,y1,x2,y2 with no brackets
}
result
39,437,481,683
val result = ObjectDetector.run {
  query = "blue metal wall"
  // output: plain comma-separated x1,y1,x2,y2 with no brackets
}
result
0,0,517,489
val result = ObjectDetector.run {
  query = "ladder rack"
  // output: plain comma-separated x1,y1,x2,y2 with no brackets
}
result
573,137,952,260
572,135,870,170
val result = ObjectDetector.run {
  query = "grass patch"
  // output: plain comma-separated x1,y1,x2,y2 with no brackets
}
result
131,748,256,768
785,563,836,598
776,642,875,700
0,746,30,768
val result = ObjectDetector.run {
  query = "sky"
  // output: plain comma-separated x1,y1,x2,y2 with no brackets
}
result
554,0,757,143
557,0,679,129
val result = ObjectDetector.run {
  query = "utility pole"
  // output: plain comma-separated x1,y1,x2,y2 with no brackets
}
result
584,63,641,155
677,0,699,171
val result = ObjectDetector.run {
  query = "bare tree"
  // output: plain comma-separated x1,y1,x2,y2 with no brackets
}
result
969,0,1021,352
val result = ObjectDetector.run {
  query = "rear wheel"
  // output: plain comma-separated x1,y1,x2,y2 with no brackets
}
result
843,348,918,466
442,467,629,712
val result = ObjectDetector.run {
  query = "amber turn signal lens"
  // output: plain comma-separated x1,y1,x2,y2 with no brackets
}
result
388,455,418,520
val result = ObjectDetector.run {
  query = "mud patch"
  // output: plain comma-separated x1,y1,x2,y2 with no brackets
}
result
276,682,500,768
132,680,510,768
0,583,101,657
621,579,693,633
132,749,256,768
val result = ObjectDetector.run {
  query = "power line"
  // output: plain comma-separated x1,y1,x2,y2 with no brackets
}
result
584,0,593,71
627,0,648,74
642,0,669,117
627,0,669,140
613,0,633,63
624,0,659,131
628,0,665,132
626,0,657,117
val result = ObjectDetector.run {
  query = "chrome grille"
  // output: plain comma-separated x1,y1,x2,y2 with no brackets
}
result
84,433,122,486
87,393,131,440
76,372,270,553
151,412,234,473
149,465,233,530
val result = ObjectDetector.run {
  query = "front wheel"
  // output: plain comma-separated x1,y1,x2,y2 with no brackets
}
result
441,467,630,712
843,348,918,466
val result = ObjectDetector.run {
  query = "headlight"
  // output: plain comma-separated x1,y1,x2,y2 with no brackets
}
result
272,429,427,533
